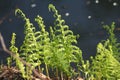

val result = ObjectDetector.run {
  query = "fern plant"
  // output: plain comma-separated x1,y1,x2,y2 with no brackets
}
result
35,15,51,77
15,9,43,79
9,33,26,78
79,23,120,80
90,40,120,80
48,4,82,78
7,3,120,80
8,4,83,79
103,22,120,61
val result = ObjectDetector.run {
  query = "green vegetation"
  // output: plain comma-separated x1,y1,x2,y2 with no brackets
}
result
79,22,120,80
103,22,120,62
0,4,120,80
8,4,82,79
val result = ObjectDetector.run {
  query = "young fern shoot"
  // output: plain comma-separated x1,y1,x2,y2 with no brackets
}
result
103,22,120,61
49,4,83,77
9,33,26,78
91,40,120,79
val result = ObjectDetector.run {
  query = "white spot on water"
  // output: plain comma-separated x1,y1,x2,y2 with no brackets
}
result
65,13,70,17
95,0,99,4
88,16,92,19
31,3,36,8
113,2,118,6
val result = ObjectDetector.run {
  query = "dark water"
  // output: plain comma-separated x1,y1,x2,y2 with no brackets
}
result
0,0,120,63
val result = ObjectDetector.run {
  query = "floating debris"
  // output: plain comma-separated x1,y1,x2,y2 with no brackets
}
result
31,3,36,8
65,12,70,17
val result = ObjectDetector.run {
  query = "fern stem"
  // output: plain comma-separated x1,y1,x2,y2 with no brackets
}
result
56,68,59,80
61,71,63,80
38,65,41,73
45,63,49,77
26,66,29,79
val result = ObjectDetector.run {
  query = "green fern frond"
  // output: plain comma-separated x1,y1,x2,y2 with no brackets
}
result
15,9,26,20
48,4,83,76
103,22,120,61
35,15,52,76
15,9,41,78
91,40,120,79
9,33,26,78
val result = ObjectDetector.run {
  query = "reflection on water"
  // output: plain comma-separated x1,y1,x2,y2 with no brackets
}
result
0,0,120,61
